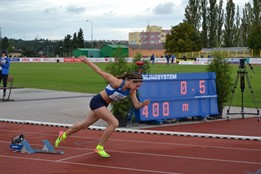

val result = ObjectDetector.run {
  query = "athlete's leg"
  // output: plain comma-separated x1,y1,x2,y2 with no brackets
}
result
55,110,100,147
93,107,119,146
91,107,118,157
65,110,100,136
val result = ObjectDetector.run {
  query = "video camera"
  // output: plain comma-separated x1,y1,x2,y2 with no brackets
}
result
239,58,246,68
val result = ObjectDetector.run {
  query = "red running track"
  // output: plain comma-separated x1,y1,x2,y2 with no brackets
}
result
0,121,261,174
145,117,261,137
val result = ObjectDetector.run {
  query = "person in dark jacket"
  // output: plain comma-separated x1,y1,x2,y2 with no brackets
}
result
0,50,10,98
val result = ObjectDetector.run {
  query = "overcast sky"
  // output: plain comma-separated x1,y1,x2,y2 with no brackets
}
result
0,0,251,41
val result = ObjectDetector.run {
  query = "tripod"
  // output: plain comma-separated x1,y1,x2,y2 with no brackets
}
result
226,59,260,121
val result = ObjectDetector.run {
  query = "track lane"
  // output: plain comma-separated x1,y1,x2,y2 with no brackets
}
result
1,122,261,174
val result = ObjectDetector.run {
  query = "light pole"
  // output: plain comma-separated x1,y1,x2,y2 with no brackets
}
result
47,45,49,57
86,20,93,48
49,45,53,56
60,46,62,57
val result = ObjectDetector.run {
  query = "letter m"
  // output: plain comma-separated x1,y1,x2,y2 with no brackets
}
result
182,103,189,111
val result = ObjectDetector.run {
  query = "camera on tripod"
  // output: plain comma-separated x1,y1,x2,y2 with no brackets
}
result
239,58,246,68
227,58,260,121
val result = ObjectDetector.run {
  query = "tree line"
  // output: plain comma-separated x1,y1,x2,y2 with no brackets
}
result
165,0,261,56
0,28,127,57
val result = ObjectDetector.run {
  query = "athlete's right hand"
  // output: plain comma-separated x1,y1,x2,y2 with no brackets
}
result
79,56,88,63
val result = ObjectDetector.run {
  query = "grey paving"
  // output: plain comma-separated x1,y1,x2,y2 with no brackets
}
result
0,88,107,126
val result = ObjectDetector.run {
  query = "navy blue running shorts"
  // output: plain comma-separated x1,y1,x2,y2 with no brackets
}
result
89,94,109,110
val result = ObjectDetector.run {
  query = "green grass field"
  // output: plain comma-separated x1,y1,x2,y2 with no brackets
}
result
8,62,261,108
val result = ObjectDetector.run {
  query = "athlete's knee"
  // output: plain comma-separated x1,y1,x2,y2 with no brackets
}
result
110,119,119,129
114,120,119,128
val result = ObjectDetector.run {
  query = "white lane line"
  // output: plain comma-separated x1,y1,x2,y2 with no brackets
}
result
1,140,260,165
56,151,94,162
1,118,261,141
0,155,181,174
108,150,261,165
1,129,261,152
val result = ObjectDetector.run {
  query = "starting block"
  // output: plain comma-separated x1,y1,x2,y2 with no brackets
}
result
11,139,64,155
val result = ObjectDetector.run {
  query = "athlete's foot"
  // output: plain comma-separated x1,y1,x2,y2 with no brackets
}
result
94,145,110,158
55,131,67,147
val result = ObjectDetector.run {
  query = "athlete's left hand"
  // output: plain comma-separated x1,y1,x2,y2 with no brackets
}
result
142,99,150,106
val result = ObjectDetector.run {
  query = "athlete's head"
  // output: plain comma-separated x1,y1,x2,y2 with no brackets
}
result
117,72,142,81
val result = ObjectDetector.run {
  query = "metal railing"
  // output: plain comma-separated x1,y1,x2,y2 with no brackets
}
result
175,50,258,59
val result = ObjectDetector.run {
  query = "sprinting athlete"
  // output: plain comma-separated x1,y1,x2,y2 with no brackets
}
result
55,56,150,158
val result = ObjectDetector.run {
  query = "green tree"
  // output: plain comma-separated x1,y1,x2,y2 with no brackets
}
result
224,0,235,47
23,49,37,57
252,0,261,26
130,52,150,74
72,32,78,50
63,34,72,56
54,41,63,57
1,37,9,50
201,0,208,47
208,0,218,47
247,0,261,53
77,28,84,48
207,52,232,116
184,0,201,30
241,3,253,46
248,24,261,51
234,6,242,46
165,22,202,53
216,0,224,47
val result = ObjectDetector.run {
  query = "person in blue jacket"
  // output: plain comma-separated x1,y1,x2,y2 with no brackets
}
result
55,56,150,158
0,50,10,98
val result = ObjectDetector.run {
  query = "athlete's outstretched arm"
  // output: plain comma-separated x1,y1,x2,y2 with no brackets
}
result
130,90,150,109
80,56,121,87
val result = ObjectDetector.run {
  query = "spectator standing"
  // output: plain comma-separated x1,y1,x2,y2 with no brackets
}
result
171,54,176,64
150,54,155,65
166,54,170,65
0,50,10,98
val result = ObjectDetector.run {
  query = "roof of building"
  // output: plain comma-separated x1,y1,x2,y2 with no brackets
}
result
104,44,128,49
10,49,23,53
76,48,100,51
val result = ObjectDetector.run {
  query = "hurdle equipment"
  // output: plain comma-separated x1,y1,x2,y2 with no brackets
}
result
19,139,64,155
